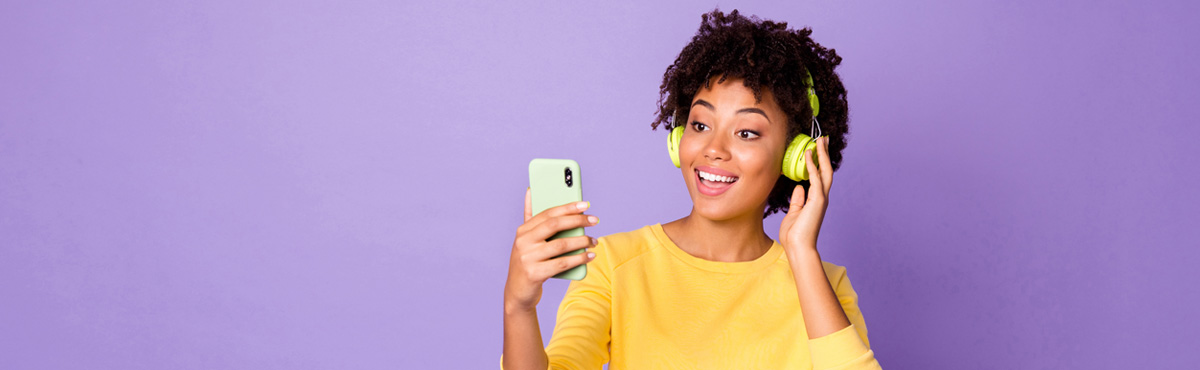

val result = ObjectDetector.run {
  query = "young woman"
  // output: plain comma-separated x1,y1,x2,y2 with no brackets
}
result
503,9,880,370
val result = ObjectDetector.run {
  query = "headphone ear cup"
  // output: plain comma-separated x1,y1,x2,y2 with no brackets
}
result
668,125,685,168
781,134,817,181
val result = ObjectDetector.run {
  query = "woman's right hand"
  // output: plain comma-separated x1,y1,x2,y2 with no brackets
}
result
504,188,598,313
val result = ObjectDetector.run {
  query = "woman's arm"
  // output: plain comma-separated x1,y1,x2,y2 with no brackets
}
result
798,260,880,370
778,137,880,369
504,236,615,370
502,304,548,370
786,248,852,339
503,189,599,370
779,136,852,338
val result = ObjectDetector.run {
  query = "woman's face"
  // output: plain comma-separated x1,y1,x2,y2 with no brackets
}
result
679,77,790,221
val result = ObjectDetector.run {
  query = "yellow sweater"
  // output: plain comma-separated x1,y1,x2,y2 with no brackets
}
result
504,223,880,370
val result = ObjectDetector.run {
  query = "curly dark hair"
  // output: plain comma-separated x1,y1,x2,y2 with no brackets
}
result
652,9,850,218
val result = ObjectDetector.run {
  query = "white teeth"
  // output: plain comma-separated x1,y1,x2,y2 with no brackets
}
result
698,170,737,183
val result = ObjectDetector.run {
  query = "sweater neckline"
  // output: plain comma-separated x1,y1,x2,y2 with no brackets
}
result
649,223,783,274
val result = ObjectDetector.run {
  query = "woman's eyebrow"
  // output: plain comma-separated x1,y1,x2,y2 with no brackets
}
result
736,108,771,124
691,99,772,124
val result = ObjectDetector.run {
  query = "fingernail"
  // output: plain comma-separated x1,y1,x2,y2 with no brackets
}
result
587,252,596,259
577,201,590,210
590,237,597,245
588,216,599,224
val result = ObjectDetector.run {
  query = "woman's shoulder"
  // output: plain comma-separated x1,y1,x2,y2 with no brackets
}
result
593,224,663,268
820,260,848,276
815,260,864,297
785,254,851,284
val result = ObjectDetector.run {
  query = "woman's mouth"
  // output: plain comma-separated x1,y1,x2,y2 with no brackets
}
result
695,169,739,196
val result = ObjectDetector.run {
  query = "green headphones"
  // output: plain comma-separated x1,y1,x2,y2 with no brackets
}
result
668,71,826,181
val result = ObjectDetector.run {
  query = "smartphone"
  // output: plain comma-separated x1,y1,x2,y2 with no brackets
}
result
528,158,587,280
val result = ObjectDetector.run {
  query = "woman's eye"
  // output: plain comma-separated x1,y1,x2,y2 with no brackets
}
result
738,130,760,139
691,122,708,131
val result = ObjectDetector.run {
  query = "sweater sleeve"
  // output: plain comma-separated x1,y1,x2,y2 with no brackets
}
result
501,237,614,370
807,263,882,370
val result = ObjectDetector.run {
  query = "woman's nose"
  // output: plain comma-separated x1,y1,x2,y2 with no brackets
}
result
702,131,730,161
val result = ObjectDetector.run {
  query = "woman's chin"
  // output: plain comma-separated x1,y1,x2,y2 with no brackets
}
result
684,180,764,221
689,197,752,222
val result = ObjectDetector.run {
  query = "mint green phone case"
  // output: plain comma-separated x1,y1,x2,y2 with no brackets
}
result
528,158,587,281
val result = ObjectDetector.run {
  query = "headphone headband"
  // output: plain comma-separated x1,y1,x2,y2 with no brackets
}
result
804,70,820,118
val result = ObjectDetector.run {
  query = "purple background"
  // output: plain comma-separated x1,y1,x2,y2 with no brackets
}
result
2,0,1198,368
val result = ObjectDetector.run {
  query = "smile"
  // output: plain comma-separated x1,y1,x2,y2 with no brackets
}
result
695,169,739,196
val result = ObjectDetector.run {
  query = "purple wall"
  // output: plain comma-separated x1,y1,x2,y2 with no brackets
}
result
3,0,1198,368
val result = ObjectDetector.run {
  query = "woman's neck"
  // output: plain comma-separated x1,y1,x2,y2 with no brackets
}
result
662,210,774,263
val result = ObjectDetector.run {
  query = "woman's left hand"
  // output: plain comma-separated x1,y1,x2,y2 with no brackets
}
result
779,136,833,253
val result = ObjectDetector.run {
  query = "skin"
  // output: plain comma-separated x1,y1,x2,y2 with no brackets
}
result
502,76,848,369
660,76,788,262
662,76,851,340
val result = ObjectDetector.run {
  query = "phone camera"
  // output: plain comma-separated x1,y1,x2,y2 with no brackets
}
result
564,167,573,187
